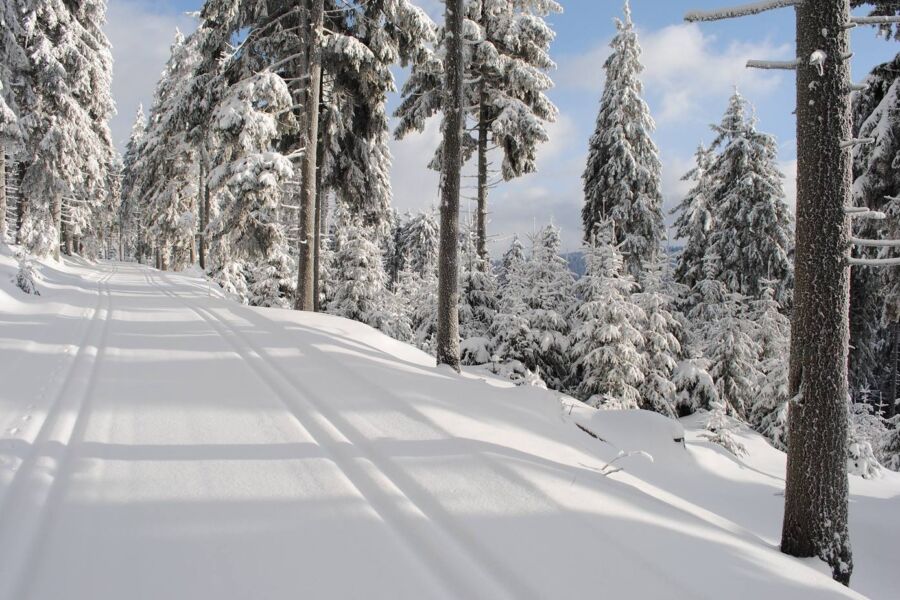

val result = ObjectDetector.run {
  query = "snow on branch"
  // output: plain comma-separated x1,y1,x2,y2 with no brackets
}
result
850,15,900,26
848,83,869,92
849,257,900,267
845,206,886,219
685,0,802,23
746,59,800,70
850,237,900,248
841,137,876,149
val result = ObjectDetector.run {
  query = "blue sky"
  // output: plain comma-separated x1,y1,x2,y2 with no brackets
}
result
105,0,899,255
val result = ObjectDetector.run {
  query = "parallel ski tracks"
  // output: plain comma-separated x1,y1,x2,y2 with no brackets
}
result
146,270,539,600
0,265,116,600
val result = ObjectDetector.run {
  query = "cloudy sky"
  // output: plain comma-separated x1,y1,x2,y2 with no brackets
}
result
104,0,897,256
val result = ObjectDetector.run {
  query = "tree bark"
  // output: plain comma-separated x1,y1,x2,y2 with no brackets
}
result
198,147,209,270
888,322,899,419
435,0,464,370
781,0,853,585
294,0,324,312
476,90,489,263
15,163,27,246
52,195,62,260
0,146,7,244
313,76,326,312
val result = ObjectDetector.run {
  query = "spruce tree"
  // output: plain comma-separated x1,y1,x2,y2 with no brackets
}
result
750,282,791,449
672,144,715,293
636,257,682,417
582,0,663,276
459,226,499,364
396,0,560,259
704,91,793,306
570,224,646,408
119,106,147,261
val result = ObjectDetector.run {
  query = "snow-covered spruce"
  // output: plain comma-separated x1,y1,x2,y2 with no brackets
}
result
582,0,664,277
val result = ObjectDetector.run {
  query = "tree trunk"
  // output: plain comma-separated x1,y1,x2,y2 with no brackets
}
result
198,148,208,270
435,0,464,371
294,0,324,312
0,146,7,244
781,0,853,585
313,84,326,312
52,195,62,260
888,322,899,419
15,163,27,246
476,91,489,263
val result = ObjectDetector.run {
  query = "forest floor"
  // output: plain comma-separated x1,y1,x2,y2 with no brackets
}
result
0,246,898,599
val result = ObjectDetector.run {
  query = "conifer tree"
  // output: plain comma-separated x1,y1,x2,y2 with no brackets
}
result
672,144,715,293
582,0,663,276
459,226,499,364
396,0,560,259
497,234,526,289
750,282,791,449
705,91,793,306
119,105,147,261
636,256,682,417
570,225,645,408
0,0,24,243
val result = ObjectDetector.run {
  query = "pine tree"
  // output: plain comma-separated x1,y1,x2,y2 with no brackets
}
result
750,282,791,449
520,224,574,389
0,0,25,243
850,52,900,414
704,91,794,306
498,234,526,289
396,0,560,259
119,105,147,261
636,256,682,417
672,144,715,293
582,0,663,276
570,225,645,408
459,226,499,364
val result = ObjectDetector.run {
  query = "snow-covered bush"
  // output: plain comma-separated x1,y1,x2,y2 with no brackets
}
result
701,401,747,457
672,358,718,415
14,252,40,296
848,399,884,479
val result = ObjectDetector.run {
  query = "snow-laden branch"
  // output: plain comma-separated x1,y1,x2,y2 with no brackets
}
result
850,15,900,26
850,237,900,248
841,137,876,149
684,0,802,22
849,257,900,267
848,83,869,92
845,206,886,219
746,59,800,70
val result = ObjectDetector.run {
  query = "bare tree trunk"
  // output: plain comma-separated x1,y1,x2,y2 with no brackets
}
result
313,83,326,312
888,323,899,419
15,163,27,246
0,146,7,244
781,0,853,585
52,196,62,260
198,147,208,270
294,0,324,312
436,0,464,370
476,92,489,263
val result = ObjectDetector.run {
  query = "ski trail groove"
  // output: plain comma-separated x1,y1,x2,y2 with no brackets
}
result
147,270,534,600
0,266,116,600
200,277,707,598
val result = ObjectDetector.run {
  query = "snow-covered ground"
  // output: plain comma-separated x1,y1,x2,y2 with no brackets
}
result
0,246,897,600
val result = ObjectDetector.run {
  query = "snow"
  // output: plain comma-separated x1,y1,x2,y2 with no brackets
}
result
0,249,898,599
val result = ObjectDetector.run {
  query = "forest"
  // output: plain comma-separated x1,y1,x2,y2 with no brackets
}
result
1,0,900,598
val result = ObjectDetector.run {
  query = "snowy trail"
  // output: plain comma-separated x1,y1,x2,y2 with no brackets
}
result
0,259,894,599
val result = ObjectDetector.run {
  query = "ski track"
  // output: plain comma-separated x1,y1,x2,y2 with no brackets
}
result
0,265,116,599
152,270,706,599
144,269,529,600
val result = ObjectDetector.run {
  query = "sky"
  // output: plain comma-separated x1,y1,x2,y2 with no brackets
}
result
104,0,899,256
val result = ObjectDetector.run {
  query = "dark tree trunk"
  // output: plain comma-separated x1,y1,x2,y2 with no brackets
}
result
0,147,7,244
476,92,489,263
781,0,853,585
435,0,464,370
15,163,27,246
294,0,324,312
199,147,208,270
313,77,326,312
888,323,900,419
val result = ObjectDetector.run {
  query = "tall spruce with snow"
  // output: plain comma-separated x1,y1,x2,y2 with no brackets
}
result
849,52,900,413
133,31,202,272
16,0,115,258
395,0,560,259
672,144,715,293
581,0,663,277
635,257,682,417
519,224,574,389
119,106,147,261
570,225,646,408
459,225,499,364
498,234,526,290
397,210,440,279
704,91,793,306
0,0,25,243
750,282,791,449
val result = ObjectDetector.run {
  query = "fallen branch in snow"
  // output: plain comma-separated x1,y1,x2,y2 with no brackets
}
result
746,59,800,70
576,422,608,443
600,450,655,476
684,0,802,22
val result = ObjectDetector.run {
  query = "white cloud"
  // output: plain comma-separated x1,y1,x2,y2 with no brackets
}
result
104,1,197,153
557,23,792,124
